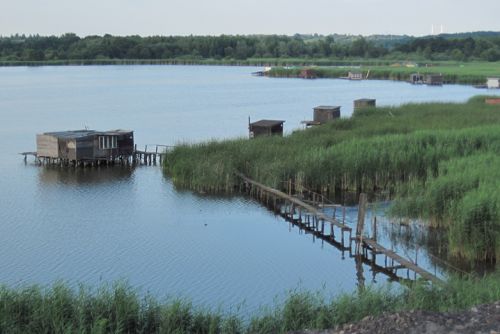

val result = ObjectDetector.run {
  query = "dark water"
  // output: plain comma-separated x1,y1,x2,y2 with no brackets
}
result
0,65,498,312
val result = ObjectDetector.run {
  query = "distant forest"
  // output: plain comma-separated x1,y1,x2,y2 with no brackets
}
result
1,32,500,62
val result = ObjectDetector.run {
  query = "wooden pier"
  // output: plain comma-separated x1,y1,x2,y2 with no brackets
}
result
21,144,174,167
237,173,444,285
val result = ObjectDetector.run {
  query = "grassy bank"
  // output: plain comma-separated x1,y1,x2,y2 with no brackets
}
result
2,275,500,333
267,62,500,85
164,97,500,261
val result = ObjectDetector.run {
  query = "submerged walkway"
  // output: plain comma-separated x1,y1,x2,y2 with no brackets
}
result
236,172,444,285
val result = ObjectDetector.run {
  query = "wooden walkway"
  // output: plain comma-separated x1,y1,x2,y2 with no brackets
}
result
237,173,444,285
20,144,173,167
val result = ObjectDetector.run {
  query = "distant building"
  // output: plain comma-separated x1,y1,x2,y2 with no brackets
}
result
36,130,134,162
249,120,284,138
485,98,500,105
487,77,500,89
313,106,341,124
354,99,376,110
426,74,443,86
410,73,425,84
348,72,363,80
299,68,317,79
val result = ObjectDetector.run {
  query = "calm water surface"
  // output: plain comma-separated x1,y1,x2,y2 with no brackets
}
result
0,65,498,312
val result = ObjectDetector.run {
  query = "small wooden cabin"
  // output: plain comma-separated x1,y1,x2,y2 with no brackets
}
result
36,130,134,161
313,106,341,123
348,72,363,80
410,73,424,84
426,74,443,86
299,69,317,79
485,98,500,105
249,120,284,138
487,77,500,89
354,99,376,110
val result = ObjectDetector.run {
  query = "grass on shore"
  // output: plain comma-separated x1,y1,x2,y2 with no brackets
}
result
2,274,500,333
267,62,500,85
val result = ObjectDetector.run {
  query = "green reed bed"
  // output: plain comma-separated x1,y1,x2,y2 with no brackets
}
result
267,62,500,85
391,153,500,261
164,97,500,261
3,274,500,333
165,96,500,194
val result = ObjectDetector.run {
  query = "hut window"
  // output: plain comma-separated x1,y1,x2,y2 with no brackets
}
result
99,136,118,149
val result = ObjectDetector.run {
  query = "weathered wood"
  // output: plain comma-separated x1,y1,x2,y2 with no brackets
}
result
236,173,349,230
355,193,367,255
362,238,443,284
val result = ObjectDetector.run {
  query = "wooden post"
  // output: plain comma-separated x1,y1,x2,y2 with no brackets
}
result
372,216,377,241
355,193,367,255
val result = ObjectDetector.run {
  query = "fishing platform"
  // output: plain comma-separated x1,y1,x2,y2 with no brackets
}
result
20,129,171,166
237,173,444,285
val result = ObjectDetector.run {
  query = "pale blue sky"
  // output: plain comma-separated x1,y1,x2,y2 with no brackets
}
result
1,0,499,37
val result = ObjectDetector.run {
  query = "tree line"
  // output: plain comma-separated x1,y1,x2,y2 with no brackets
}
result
1,33,500,62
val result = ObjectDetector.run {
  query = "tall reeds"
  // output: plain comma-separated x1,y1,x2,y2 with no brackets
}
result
164,96,500,261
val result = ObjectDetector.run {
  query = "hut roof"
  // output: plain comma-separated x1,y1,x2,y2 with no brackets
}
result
314,105,341,110
42,129,132,139
250,120,285,128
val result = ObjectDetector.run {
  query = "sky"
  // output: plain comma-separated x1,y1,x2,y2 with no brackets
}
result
1,0,499,37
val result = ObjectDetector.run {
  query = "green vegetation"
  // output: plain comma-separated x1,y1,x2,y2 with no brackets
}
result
267,62,500,85
164,97,500,261
2,33,500,64
3,274,500,333
391,153,500,261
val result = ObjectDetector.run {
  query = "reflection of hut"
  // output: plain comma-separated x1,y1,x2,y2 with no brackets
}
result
426,74,443,86
249,120,284,138
354,98,376,110
410,73,424,84
36,130,134,162
299,68,316,79
348,72,363,80
487,77,500,89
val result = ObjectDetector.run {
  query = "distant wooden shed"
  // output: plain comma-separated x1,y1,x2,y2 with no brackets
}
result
487,77,500,89
485,98,500,105
426,74,443,86
348,72,363,80
410,73,424,84
313,106,341,123
299,68,316,79
36,130,134,161
354,99,376,110
249,120,284,138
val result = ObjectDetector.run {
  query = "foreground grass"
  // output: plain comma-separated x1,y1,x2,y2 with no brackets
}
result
2,275,500,333
267,61,500,85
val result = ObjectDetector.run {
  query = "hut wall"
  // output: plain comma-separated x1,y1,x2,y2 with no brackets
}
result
117,132,134,155
354,99,376,109
250,125,283,137
487,78,500,89
314,108,340,123
76,137,96,160
426,75,443,85
58,138,77,160
36,134,59,158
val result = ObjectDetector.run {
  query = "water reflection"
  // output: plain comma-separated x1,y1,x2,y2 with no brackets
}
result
37,165,134,186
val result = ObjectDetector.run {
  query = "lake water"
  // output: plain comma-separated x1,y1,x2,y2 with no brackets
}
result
0,65,498,313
